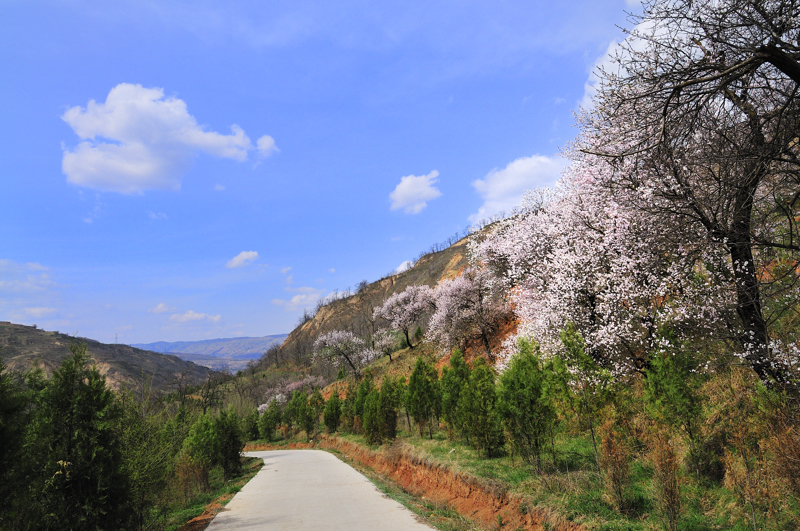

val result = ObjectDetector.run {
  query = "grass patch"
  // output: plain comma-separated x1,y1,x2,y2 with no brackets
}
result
327,447,486,531
163,456,263,531
326,426,797,530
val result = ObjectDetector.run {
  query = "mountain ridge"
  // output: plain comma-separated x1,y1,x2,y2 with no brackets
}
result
132,334,287,358
0,321,212,392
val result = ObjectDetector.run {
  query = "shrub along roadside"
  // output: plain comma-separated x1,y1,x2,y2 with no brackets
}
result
0,343,258,531
164,457,263,531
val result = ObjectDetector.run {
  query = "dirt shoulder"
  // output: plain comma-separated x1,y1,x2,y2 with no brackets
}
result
244,436,581,531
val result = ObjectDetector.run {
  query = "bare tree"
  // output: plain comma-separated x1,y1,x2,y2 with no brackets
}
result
171,370,196,409
199,372,229,414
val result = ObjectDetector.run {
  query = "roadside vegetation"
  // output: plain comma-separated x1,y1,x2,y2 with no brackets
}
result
0,343,257,531
2,1,799,530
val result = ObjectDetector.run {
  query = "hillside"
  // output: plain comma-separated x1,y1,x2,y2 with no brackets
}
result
0,321,212,392
276,233,474,364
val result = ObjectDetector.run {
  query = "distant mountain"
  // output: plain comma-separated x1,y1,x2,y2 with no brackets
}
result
132,335,287,367
0,321,212,392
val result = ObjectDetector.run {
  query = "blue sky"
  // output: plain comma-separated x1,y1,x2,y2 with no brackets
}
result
0,0,637,343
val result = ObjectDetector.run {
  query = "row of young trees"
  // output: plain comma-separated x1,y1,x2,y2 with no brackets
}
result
294,2,800,527
0,344,248,531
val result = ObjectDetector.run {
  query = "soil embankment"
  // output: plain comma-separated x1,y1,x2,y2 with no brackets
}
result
246,437,581,531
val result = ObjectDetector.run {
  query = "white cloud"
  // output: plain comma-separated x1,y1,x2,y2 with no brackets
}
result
328,268,335,273
395,260,413,274
0,259,55,293
256,135,278,156
24,307,56,318
580,19,654,110
226,250,259,268
280,267,291,274
580,39,620,110
61,83,276,194
271,286,325,311
469,155,567,223
170,310,221,323
389,170,442,214
149,302,174,313
214,184,226,191
147,211,168,220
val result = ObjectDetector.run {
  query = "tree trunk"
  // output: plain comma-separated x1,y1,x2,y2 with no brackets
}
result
727,170,786,385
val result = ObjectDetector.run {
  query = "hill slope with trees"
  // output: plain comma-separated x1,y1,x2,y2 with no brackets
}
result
0,321,212,391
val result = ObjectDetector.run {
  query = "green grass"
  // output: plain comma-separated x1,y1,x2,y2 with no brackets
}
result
326,447,486,531
163,457,263,531
325,424,800,531
245,407,800,531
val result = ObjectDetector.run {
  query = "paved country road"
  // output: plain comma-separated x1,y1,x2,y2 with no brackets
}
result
207,450,435,530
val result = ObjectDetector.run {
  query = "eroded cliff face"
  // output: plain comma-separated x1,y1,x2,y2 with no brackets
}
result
277,236,472,363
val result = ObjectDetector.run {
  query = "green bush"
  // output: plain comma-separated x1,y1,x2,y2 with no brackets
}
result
460,358,504,457
362,388,383,445
183,414,219,488
258,400,282,442
379,376,403,441
215,407,244,480
497,339,556,469
240,408,260,441
406,357,440,438
23,343,133,530
0,360,27,522
440,349,471,440
643,342,702,442
340,380,357,433
353,372,374,432
324,392,342,433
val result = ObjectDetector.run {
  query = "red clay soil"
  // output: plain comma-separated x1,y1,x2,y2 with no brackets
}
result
177,494,233,531
241,434,580,530
316,436,581,531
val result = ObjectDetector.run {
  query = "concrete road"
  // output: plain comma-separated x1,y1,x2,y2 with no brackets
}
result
206,450,434,530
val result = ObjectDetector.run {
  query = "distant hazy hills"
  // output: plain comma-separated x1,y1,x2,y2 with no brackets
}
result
0,321,212,392
132,335,287,372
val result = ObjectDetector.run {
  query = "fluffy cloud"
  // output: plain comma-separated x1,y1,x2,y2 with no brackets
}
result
580,20,654,110
257,135,278,156
580,39,620,110
469,155,567,223
61,83,278,194
24,307,56,318
389,170,442,214
271,287,324,312
170,310,221,323
149,302,174,314
395,260,414,274
226,250,259,268
0,260,55,293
